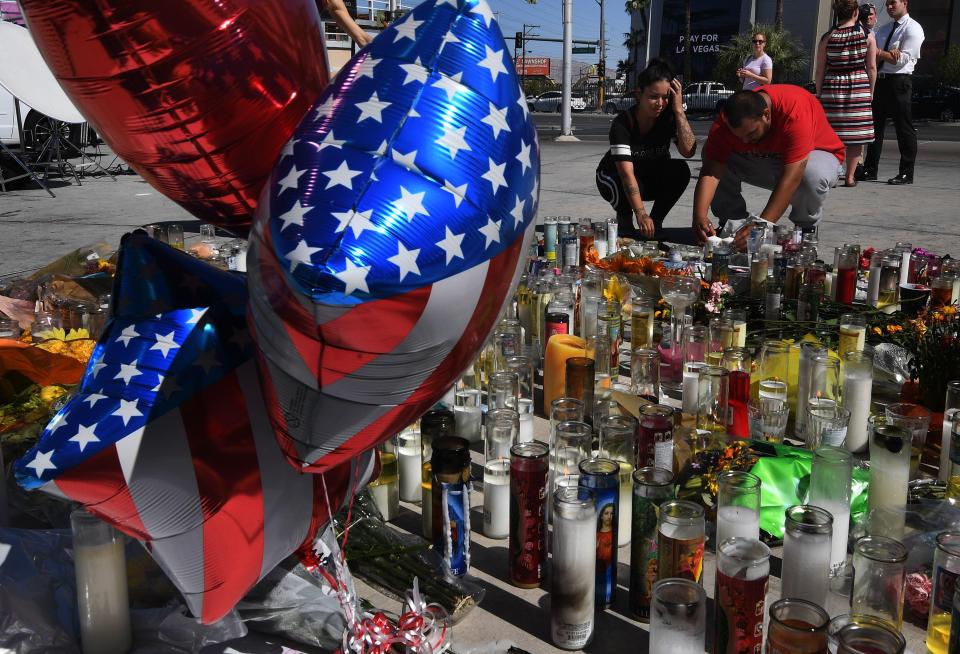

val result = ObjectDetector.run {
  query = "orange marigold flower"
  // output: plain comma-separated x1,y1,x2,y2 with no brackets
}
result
944,305,958,316
871,327,882,335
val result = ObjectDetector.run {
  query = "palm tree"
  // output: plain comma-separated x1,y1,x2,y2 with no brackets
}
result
683,0,692,84
775,0,784,32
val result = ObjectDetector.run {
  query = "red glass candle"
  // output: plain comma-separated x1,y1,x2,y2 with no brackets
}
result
509,441,549,588
638,405,673,469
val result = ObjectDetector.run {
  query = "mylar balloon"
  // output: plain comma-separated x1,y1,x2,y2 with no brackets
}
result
17,0,330,234
15,233,375,623
248,0,540,471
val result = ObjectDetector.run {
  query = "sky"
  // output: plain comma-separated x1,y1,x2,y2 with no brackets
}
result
485,0,630,71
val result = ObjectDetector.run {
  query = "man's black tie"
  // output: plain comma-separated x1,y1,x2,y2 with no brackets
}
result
880,21,900,70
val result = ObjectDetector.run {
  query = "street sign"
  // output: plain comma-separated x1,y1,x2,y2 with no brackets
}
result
572,46,596,54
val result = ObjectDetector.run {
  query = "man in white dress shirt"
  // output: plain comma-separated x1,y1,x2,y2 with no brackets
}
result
859,0,924,185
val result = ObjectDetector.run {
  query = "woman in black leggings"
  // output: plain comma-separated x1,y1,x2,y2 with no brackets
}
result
595,59,697,240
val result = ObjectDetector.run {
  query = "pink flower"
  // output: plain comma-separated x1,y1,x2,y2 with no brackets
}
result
905,572,932,617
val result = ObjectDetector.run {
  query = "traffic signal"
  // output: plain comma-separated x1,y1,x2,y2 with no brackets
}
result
597,61,605,78
515,32,523,50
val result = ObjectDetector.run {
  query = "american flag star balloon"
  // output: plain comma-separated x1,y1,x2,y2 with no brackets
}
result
14,233,375,624
248,0,540,472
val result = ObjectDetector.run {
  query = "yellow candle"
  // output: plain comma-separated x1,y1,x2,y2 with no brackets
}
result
543,334,586,414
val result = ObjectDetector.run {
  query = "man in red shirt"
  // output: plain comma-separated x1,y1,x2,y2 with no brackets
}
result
692,85,845,249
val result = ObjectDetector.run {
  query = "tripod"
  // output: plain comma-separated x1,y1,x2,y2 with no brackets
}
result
0,97,53,195
30,108,116,184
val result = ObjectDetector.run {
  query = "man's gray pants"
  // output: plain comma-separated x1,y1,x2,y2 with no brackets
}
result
711,151,844,230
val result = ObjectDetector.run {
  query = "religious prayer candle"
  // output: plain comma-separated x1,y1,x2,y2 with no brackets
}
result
714,538,770,654
579,458,620,609
71,510,132,654
927,532,960,654
543,334,586,415
509,441,549,588
421,409,456,539
765,599,829,654
682,362,706,416
781,505,833,608
431,436,472,576
639,404,674,471
599,414,640,547
551,487,596,650
657,500,705,585
629,467,675,621
483,459,511,539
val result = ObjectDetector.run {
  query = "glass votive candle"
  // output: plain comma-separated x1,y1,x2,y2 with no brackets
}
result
757,340,790,403
806,400,851,450
631,297,656,352
489,371,520,411
454,386,482,443
809,446,853,579
71,509,132,654
843,350,874,453
551,420,592,497
564,357,595,424
781,504,833,608
850,536,907,628
657,500,705,585
639,404,674,471
838,313,866,356
939,380,960,483
509,441,549,588
681,361,707,416
927,531,960,653
766,598,829,654
748,399,789,444
579,458,620,609
696,366,730,435
867,417,911,539
715,537,770,654
796,342,828,442
166,223,185,250
629,467,675,621
599,414,640,548
550,486,596,650
829,614,906,654
885,402,931,479
368,439,400,521
397,428,422,503
716,471,761,548
650,578,706,653
632,348,660,404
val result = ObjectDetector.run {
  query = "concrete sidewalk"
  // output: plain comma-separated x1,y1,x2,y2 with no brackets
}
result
1,137,958,277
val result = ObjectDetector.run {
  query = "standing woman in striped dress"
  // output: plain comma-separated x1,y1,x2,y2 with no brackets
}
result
815,0,877,187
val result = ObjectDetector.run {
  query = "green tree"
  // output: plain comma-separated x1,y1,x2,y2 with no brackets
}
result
936,44,960,86
713,23,809,87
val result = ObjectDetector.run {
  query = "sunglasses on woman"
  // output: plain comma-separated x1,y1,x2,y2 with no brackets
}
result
752,39,765,44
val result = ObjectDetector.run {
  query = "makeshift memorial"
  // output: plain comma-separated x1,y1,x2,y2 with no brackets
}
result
14,234,376,623
17,0,331,232
247,0,539,471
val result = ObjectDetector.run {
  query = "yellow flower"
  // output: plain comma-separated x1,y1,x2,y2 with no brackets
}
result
871,327,882,336
944,305,957,316
654,310,663,319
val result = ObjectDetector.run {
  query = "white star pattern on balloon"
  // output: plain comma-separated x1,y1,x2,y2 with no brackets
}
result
277,201,310,232
313,96,338,122
355,55,382,80
431,72,466,103
355,92,391,123
116,324,139,347
185,309,206,325
517,139,533,174
436,124,471,159
89,361,107,378
482,157,508,193
388,242,421,282
339,209,377,238
481,102,511,139
69,424,100,452
113,399,142,426
114,361,142,385
478,217,501,248
516,90,529,118
394,187,429,222
317,131,346,151
477,45,508,82
286,239,322,272
442,180,468,208
277,165,302,192
391,148,419,172
440,30,461,49
335,259,372,295
321,161,363,190
83,393,107,408
152,374,164,393
194,350,220,374
392,15,423,42
26,450,56,477
399,60,429,86
436,226,465,264
471,0,496,26
150,331,180,358
510,195,527,228
46,411,70,435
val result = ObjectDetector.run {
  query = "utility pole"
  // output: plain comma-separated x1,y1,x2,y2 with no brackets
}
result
598,0,606,110
557,0,577,140
517,24,539,98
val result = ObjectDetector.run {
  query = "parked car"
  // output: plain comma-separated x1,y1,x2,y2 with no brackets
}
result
0,88,85,149
532,91,586,113
603,94,635,114
682,81,734,113
911,83,960,122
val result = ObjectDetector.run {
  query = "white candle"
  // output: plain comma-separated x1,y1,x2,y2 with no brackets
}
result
900,250,911,286
618,462,633,547
812,497,849,577
369,481,399,521
869,438,910,538
843,370,873,452
781,529,832,607
75,538,132,654
682,368,700,415
732,321,747,348
517,398,534,443
824,272,835,300
715,506,760,546
758,380,788,403
483,461,511,539
838,325,866,356
940,409,958,483
454,405,482,443
867,262,882,307
397,436,422,503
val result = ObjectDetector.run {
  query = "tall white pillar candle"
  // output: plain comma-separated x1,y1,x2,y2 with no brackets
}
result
843,370,873,452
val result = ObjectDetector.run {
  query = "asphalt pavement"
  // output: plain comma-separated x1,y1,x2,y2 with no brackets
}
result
1,112,959,278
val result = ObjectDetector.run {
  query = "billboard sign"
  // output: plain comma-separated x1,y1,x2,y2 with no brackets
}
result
515,57,550,76
659,0,744,82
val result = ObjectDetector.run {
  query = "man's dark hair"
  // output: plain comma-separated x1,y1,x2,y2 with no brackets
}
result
722,90,767,127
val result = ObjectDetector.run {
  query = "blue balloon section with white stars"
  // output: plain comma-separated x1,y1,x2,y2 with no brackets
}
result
255,0,540,306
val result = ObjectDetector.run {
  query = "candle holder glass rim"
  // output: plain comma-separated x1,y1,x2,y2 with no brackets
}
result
885,402,932,421
651,577,706,608
554,420,592,439
935,531,960,558
659,499,705,524
830,614,906,653
510,440,548,459
551,397,585,417
553,485,595,514
853,535,908,564
486,408,520,428
812,351,842,366
640,404,674,419
717,536,771,568
813,445,853,466
600,414,638,433
784,504,833,534
633,466,675,488
632,348,659,360
843,349,874,365
768,598,830,633
578,457,619,478
717,470,761,491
